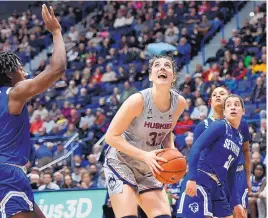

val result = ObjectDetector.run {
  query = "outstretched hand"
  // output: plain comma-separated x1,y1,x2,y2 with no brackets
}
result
42,4,61,34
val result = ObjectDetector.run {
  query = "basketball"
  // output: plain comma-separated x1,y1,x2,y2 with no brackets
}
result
155,148,187,184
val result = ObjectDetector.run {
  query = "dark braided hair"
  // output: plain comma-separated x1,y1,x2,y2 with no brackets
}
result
0,52,22,87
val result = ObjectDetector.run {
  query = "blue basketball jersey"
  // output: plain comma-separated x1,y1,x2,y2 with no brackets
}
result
0,87,31,165
194,117,250,166
188,119,243,186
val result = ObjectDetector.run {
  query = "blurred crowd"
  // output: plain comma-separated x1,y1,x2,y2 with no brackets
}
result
1,1,265,218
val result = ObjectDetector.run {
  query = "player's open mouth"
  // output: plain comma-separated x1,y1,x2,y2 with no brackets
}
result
158,73,167,79
230,112,237,115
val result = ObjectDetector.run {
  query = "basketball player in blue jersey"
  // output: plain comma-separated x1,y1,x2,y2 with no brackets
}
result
192,87,251,218
177,94,247,218
0,5,66,218
104,55,187,218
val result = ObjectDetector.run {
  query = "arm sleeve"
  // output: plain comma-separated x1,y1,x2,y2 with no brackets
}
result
227,157,241,207
187,121,225,180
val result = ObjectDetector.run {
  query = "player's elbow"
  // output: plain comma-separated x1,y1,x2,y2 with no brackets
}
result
105,133,113,146
50,57,67,76
49,64,66,77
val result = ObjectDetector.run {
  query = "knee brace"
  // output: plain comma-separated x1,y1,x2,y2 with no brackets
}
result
154,215,171,218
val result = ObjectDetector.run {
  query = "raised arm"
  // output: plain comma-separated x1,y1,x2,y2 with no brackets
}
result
9,5,66,114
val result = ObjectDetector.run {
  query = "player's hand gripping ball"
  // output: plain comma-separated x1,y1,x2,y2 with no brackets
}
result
155,148,187,184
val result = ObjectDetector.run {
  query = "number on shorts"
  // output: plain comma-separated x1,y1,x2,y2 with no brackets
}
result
224,154,234,170
146,132,166,147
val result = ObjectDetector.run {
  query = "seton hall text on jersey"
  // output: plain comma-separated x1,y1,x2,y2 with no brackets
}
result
144,121,172,129
223,138,240,157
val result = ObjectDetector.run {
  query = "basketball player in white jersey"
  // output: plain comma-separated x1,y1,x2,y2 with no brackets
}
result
104,55,187,218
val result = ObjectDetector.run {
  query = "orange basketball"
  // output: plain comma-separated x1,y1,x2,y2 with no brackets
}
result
155,148,187,184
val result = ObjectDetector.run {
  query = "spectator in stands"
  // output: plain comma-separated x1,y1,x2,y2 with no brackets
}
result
189,24,203,55
165,22,179,45
68,26,79,42
76,87,91,108
119,81,138,104
250,57,261,74
49,103,61,120
53,143,70,171
30,173,40,190
177,37,191,59
30,115,43,135
248,163,266,218
61,101,71,119
64,123,77,137
253,119,266,156
30,103,48,122
72,163,81,183
203,63,220,82
250,5,265,25
79,108,96,129
198,1,211,15
174,112,194,135
68,109,80,126
79,122,94,155
194,74,207,96
179,74,195,92
232,61,247,80
94,108,107,136
79,172,95,189
42,115,55,134
185,7,201,24
220,61,232,79
34,141,53,168
89,164,99,182
198,14,212,35
252,152,262,169
101,64,117,82
258,54,266,73
113,11,126,28
38,172,60,191
180,134,193,158
56,114,68,131
231,37,244,55
64,80,78,98
190,97,208,120
61,174,77,189
249,76,266,103
53,172,64,187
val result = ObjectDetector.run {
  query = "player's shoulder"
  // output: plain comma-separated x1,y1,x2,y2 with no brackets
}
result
239,118,249,128
171,89,187,108
124,92,144,106
210,119,227,129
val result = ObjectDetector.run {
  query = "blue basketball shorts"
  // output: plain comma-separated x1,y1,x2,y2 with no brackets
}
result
0,164,34,217
236,169,248,209
177,171,232,218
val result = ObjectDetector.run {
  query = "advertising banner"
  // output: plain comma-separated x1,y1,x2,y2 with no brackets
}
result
34,189,107,218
